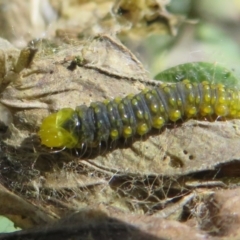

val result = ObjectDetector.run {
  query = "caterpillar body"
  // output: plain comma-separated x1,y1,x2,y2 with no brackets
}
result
38,80,240,149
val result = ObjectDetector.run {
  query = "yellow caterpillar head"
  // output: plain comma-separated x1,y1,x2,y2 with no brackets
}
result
38,108,79,148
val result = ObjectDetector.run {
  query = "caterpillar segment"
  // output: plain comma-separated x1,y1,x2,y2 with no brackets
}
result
38,80,240,149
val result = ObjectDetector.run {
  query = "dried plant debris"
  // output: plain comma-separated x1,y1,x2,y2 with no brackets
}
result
0,33,240,239
0,0,184,48
111,0,183,36
0,206,208,240
54,0,184,42
0,0,57,47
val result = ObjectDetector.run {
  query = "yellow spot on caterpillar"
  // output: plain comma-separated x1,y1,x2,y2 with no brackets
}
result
185,83,192,90
218,96,226,104
137,123,149,135
177,98,182,106
188,93,195,104
169,97,176,107
104,99,110,105
136,110,143,119
150,103,158,113
114,97,122,104
195,95,201,104
110,129,119,139
203,93,211,103
144,113,149,120
200,105,213,115
215,104,228,116
107,104,113,112
163,86,171,94
145,93,153,101
118,103,124,110
152,116,165,129
127,93,135,99
185,106,197,118
169,109,181,122
131,99,138,106
123,126,132,138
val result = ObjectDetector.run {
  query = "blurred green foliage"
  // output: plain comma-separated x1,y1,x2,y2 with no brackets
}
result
0,216,21,233
145,0,240,79
154,62,239,86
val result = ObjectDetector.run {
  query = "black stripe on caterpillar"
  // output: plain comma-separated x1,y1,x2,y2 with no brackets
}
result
38,80,240,149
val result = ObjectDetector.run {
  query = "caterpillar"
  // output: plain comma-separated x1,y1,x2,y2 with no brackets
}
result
38,79,240,149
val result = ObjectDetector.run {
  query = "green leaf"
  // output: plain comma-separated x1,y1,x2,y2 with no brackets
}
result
0,216,21,233
154,62,239,87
